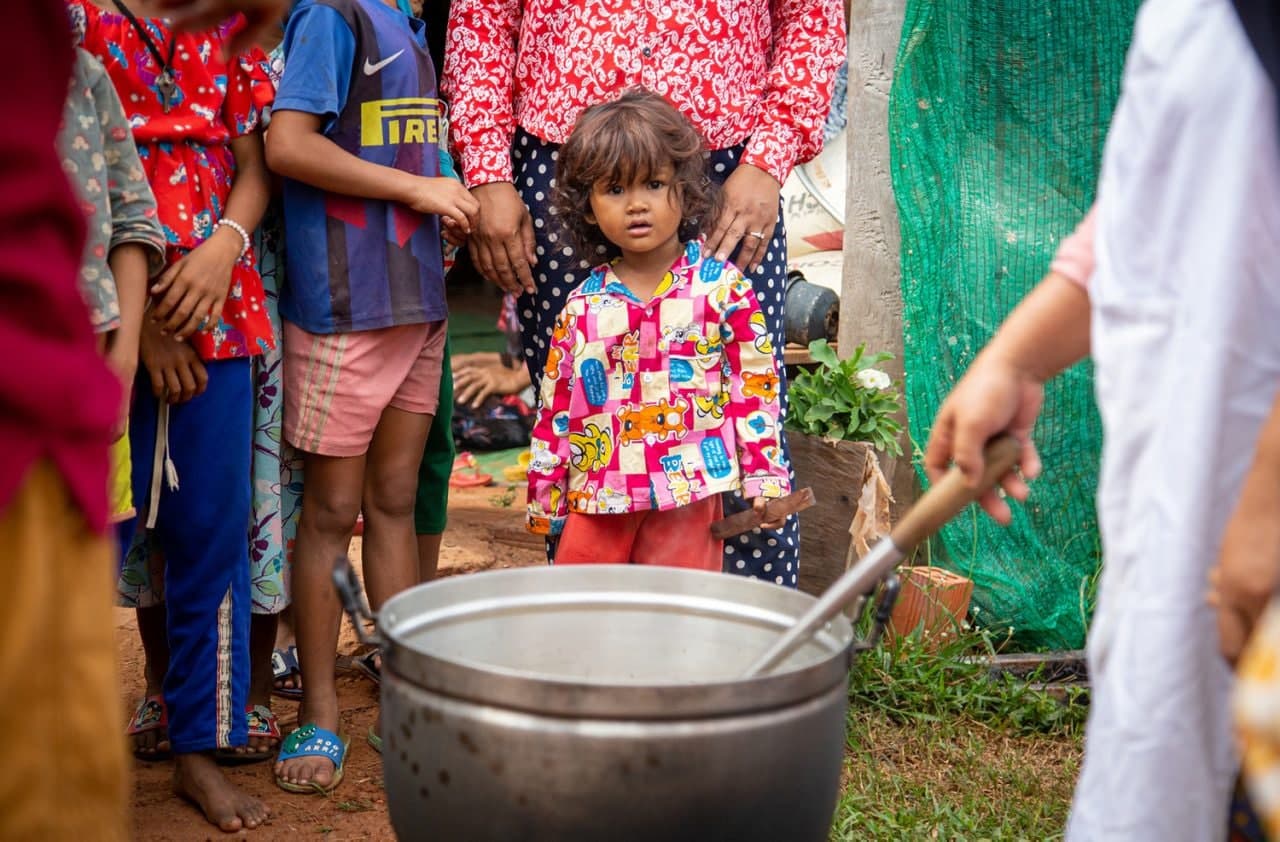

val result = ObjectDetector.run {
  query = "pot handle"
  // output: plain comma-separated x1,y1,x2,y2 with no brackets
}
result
332,555,384,648
851,574,901,657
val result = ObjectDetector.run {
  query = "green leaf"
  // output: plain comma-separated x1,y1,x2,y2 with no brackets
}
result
807,338,841,368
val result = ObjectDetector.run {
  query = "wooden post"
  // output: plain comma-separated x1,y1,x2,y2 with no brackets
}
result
840,0,914,509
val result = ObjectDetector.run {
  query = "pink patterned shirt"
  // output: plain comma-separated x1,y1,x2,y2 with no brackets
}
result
527,240,792,536
442,0,847,187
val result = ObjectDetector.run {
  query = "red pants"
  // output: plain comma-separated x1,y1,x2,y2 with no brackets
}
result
555,496,723,570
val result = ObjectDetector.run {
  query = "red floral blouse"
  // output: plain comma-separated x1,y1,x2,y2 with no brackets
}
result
72,0,276,360
442,0,847,187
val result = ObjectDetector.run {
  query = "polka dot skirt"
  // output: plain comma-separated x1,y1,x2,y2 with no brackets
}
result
512,130,800,588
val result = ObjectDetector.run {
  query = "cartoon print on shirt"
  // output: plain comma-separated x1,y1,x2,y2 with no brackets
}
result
749,310,773,355
567,484,596,512
616,397,690,445
595,486,633,514
524,241,792,535
694,390,728,421
741,370,780,403
659,453,701,508
610,330,640,374
529,438,562,474
569,422,614,472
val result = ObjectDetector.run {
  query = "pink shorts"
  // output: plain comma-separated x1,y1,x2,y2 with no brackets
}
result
283,320,447,457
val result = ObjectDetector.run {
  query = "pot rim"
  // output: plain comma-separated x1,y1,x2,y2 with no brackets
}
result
377,566,855,719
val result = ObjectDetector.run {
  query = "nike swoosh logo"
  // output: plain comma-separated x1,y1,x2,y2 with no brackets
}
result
363,50,405,75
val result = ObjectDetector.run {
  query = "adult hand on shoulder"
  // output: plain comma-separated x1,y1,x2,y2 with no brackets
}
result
706,163,781,274
139,319,208,405
469,182,537,296
150,227,241,340
158,0,289,54
923,351,1043,525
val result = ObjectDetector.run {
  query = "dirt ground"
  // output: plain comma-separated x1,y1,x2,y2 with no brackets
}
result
121,485,544,841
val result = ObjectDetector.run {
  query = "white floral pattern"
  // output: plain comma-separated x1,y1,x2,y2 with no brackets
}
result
442,0,846,186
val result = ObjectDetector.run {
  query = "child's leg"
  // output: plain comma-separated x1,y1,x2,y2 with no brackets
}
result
362,407,432,608
277,320,437,788
414,336,454,583
365,321,446,606
283,449,364,785
631,497,723,570
556,512,642,564
133,358,267,830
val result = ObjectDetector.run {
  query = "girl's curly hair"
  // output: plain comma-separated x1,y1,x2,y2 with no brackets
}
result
551,88,720,259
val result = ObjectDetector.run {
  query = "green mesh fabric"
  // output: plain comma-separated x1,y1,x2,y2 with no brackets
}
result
889,0,1141,649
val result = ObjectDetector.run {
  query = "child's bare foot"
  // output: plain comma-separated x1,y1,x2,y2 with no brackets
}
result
174,752,269,832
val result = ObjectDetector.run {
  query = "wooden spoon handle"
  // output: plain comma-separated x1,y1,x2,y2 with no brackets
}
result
888,435,1023,550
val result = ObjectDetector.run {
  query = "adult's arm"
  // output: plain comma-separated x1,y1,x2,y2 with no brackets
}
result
1211,391,1280,664
442,0,523,187
923,207,1097,522
706,0,846,271
442,0,536,294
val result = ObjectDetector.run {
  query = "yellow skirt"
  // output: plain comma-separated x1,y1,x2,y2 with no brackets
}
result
109,431,134,524
1235,600,1280,838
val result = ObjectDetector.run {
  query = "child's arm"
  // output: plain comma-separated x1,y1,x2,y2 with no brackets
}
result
526,306,578,536
1211,391,1280,664
923,207,1096,522
91,56,165,400
105,243,149,429
266,111,478,235
150,131,270,339
922,272,1090,522
720,268,791,525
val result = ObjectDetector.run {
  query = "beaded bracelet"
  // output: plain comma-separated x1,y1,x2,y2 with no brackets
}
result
214,218,251,260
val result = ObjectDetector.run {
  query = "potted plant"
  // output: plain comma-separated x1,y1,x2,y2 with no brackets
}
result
786,340,974,639
786,339,903,595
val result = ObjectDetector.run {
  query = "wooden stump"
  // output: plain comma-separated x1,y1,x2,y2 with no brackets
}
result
790,433,892,596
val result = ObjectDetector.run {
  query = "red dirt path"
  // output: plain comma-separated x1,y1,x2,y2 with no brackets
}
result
122,487,543,840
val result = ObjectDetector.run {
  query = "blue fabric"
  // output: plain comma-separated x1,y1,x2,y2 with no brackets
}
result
128,359,253,753
273,4,356,132
512,130,800,587
277,0,444,335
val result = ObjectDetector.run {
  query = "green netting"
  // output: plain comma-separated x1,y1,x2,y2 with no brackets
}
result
889,1,1140,650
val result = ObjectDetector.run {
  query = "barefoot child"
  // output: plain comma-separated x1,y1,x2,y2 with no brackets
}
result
526,90,790,564
266,0,477,794
73,0,274,831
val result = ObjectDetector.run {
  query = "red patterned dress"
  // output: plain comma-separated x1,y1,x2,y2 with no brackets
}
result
71,0,275,359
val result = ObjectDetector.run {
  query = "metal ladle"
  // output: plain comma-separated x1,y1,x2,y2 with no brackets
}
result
743,435,1023,677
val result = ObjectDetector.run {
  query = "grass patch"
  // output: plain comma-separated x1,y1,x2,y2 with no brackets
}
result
833,630,1085,839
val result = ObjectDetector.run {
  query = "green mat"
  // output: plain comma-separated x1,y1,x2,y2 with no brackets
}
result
448,309,507,356
469,447,528,487
890,0,1140,649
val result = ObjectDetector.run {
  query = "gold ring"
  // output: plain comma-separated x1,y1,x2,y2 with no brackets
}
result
747,231,766,239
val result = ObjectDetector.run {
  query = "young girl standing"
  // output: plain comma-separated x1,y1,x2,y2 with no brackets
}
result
527,90,790,564
73,0,273,831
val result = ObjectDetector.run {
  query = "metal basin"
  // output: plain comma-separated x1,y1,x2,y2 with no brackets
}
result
367,565,857,841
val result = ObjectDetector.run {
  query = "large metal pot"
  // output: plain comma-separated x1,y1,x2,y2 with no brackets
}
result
338,563,896,842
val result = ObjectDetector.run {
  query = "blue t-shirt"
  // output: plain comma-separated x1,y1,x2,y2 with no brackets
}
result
275,0,447,334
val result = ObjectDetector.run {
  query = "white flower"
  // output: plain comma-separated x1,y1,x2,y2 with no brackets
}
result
855,368,892,390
